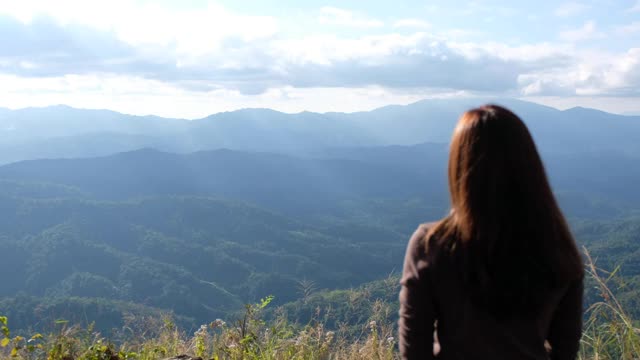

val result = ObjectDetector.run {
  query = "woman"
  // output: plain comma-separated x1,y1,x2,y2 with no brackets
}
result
398,105,584,359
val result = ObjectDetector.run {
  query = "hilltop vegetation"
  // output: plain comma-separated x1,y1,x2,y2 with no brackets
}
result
1,257,639,359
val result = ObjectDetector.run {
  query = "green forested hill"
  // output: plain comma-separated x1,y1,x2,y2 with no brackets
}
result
0,144,639,335
0,193,409,332
0,146,638,219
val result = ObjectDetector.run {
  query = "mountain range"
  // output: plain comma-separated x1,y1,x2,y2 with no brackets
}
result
1,99,639,165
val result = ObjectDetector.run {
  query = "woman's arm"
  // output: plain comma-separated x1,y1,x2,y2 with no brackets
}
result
398,225,437,360
547,278,584,360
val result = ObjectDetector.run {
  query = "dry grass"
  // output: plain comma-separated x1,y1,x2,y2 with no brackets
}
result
2,249,638,360
578,248,640,360
0,296,398,360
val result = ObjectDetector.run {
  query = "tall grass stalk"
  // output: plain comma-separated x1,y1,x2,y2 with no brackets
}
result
579,248,640,360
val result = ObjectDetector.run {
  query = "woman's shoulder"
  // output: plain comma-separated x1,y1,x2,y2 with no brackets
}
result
406,222,440,259
401,221,447,286
415,221,439,235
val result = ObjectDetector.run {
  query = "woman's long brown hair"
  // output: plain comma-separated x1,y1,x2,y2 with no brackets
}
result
429,104,583,317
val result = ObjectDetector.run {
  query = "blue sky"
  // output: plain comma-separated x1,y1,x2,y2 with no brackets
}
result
0,0,638,117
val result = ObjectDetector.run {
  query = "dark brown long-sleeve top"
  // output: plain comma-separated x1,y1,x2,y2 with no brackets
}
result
399,224,583,360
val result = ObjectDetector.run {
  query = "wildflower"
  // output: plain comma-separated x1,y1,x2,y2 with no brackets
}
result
194,324,208,336
210,319,226,329
323,331,335,347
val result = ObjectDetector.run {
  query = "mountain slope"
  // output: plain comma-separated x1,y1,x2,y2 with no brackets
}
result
1,145,638,218
0,148,444,216
0,191,412,324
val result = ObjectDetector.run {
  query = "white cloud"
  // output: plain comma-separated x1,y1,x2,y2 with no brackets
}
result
554,2,590,17
0,0,638,115
0,0,279,58
449,41,572,63
272,33,432,65
318,7,384,28
518,73,576,96
559,21,604,42
393,19,431,29
518,48,640,97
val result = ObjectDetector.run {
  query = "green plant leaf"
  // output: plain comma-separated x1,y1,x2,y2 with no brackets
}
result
1,338,10,347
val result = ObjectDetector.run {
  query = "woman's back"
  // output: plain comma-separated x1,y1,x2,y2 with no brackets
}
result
399,224,583,360
398,105,584,359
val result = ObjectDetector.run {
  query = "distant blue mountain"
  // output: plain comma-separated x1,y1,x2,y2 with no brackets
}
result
0,98,638,164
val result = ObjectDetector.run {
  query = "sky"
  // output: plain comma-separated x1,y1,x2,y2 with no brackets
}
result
0,0,639,118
